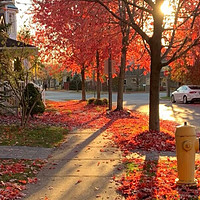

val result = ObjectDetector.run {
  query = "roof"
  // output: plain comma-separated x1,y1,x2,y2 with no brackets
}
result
7,4,18,10
0,37,38,56
0,37,36,48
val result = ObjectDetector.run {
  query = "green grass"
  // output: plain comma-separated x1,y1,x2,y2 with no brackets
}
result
127,162,139,170
126,161,140,175
0,125,68,147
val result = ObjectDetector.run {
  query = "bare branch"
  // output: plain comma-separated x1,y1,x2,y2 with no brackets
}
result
162,0,200,60
142,37,150,55
162,0,182,59
81,0,150,42
190,2,200,29
125,1,153,15
123,0,150,43
162,37,200,67
143,0,155,8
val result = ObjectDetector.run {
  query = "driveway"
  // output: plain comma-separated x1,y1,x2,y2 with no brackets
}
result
45,90,200,132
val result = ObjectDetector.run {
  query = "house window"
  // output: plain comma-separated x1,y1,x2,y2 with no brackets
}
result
8,13,15,34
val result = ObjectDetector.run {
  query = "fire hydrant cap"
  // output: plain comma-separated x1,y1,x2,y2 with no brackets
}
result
175,124,196,137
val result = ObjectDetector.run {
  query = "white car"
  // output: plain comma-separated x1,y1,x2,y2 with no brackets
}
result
171,85,200,104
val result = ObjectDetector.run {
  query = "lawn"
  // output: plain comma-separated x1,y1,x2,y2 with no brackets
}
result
0,125,68,147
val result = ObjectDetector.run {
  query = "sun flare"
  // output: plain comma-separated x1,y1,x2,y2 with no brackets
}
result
161,1,173,15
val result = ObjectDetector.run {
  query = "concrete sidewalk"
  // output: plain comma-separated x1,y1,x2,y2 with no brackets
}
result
0,146,53,160
22,127,125,200
21,125,184,200
0,126,181,200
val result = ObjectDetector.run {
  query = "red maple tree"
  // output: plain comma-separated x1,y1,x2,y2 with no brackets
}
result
31,0,200,131
31,0,123,101
80,0,200,131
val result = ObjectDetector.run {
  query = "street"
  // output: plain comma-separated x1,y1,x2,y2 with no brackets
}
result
45,90,200,132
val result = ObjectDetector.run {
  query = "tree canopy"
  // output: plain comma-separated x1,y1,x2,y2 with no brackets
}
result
31,0,200,131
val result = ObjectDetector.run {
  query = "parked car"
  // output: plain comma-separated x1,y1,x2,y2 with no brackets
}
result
171,85,200,104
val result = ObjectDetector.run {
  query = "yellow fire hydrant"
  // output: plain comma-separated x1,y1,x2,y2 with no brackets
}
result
175,122,199,185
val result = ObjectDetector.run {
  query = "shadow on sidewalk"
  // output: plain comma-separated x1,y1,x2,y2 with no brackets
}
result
24,118,124,200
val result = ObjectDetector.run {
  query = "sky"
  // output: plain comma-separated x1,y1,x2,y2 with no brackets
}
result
16,0,32,31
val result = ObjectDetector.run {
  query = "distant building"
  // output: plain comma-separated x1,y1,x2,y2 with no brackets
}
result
124,65,146,91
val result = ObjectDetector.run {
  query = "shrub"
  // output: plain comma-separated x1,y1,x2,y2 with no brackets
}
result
94,99,103,105
88,98,108,106
87,98,95,105
24,83,45,117
102,98,108,105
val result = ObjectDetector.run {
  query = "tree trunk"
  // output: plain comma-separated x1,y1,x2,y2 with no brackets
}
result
117,44,126,110
81,67,86,101
149,62,161,131
116,0,129,111
166,77,170,97
76,79,79,92
108,53,112,110
149,2,164,131
96,50,101,100
149,39,162,131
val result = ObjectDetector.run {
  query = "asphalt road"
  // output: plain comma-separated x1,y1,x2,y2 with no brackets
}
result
45,90,200,132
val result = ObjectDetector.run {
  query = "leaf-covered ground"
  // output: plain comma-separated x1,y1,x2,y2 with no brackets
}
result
116,158,200,200
0,159,45,200
0,100,177,152
0,100,199,199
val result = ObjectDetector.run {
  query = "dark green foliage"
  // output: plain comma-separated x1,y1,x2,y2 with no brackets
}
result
87,98,95,104
102,98,108,105
94,99,103,105
69,79,82,90
14,57,22,72
0,23,9,46
24,83,45,117
69,74,82,91
89,98,108,106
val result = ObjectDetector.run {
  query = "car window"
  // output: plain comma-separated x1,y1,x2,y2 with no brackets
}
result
177,86,183,92
188,86,200,90
182,86,188,91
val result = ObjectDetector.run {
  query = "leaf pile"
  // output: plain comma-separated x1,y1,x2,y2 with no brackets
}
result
116,158,200,200
107,111,176,152
0,159,45,200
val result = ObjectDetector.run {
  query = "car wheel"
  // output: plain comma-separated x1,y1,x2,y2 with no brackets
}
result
171,95,176,103
183,96,188,104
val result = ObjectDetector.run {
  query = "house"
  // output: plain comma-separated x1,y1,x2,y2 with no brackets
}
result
0,0,39,114
124,65,146,91
0,0,37,82
0,0,37,56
